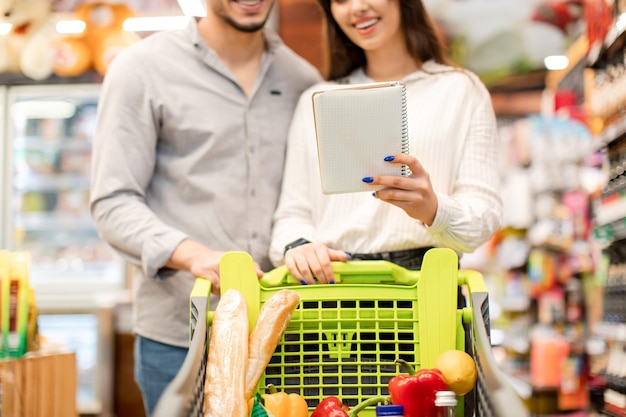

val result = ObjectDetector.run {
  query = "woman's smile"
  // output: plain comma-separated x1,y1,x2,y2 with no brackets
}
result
353,16,380,34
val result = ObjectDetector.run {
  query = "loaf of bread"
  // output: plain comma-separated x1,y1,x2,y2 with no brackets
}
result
203,289,249,417
244,289,301,400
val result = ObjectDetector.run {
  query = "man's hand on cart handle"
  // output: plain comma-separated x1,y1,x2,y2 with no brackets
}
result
284,241,350,285
166,239,263,294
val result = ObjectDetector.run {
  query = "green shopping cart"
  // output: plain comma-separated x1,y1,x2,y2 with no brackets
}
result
153,247,529,417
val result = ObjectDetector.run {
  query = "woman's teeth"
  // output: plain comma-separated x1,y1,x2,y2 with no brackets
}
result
355,19,378,29
237,0,261,6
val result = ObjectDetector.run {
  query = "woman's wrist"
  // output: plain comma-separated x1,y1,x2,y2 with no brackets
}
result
283,238,311,255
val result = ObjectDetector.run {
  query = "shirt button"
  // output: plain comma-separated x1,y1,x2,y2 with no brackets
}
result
250,189,256,197
250,146,255,154
252,232,258,239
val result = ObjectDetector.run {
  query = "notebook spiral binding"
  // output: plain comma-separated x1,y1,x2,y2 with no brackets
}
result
400,82,411,176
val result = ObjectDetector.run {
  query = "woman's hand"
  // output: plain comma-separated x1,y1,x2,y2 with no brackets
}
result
364,154,438,226
284,242,350,285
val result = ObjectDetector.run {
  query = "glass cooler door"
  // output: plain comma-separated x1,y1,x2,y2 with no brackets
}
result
1,85,7,245
4,84,125,295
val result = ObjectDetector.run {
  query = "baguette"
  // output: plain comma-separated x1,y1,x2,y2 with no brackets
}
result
244,289,301,399
203,289,248,417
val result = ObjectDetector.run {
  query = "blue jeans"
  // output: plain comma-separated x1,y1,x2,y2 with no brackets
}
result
134,335,188,416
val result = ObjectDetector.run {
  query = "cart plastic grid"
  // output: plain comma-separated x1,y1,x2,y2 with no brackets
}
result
153,248,529,417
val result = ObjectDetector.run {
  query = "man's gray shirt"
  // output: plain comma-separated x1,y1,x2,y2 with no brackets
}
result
89,21,320,347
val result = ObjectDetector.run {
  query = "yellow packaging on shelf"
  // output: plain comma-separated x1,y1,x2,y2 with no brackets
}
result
0,255,8,358
26,286,39,353
0,251,37,359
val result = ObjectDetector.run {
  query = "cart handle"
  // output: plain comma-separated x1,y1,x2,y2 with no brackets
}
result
261,260,420,287
457,269,488,293
190,278,214,325
457,270,489,325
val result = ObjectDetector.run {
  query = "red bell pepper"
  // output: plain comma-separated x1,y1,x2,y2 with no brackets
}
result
388,359,448,417
311,397,350,417
311,395,389,417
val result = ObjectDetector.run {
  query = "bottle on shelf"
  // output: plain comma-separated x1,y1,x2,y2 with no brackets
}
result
375,404,405,416
435,391,457,417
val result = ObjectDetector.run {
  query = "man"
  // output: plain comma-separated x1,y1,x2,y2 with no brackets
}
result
89,0,321,412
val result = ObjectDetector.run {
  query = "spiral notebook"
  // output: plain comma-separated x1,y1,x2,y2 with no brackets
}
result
312,81,410,194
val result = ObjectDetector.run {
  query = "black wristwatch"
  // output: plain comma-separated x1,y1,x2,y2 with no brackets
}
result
284,238,311,255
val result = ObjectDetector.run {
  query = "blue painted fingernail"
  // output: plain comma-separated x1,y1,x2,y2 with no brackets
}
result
300,280,307,285
362,177,373,183
330,280,335,284
372,192,376,197
384,155,394,161
346,253,352,260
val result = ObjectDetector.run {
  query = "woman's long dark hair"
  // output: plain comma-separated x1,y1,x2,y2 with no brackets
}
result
317,0,449,80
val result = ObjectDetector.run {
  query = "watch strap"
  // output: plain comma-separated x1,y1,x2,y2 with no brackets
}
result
284,238,311,255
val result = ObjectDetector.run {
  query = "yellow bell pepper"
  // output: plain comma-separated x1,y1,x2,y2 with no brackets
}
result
253,385,308,417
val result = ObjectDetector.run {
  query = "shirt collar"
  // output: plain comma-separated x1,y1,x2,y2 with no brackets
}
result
346,60,452,83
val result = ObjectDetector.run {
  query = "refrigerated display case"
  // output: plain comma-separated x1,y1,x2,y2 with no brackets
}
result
0,82,126,417
1,85,7,240
1,83,125,293
37,303,115,417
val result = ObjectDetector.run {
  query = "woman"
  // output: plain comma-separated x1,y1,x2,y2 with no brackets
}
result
269,0,502,284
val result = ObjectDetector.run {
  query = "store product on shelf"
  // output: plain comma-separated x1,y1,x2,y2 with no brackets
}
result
488,111,601,414
603,339,626,416
530,327,570,388
0,0,57,80
604,252,626,324
0,250,38,359
53,1,140,77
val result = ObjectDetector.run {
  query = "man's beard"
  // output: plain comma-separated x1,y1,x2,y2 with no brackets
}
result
221,3,273,33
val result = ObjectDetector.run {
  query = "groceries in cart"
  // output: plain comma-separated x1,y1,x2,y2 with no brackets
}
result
199,263,479,416
153,249,530,417
203,288,301,417
301,350,476,417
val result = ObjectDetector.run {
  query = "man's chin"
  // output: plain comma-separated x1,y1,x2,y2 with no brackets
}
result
233,22,265,33
223,11,270,33
224,9,271,33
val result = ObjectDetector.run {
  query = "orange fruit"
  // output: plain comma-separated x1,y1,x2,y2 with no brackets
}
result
434,349,477,395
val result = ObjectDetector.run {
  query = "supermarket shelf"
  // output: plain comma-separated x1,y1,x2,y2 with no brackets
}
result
593,116,626,150
593,321,626,342
499,296,531,313
13,136,92,152
604,20,626,50
594,219,626,244
545,36,588,91
602,219,626,242
601,408,624,417
16,212,95,230
595,199,626,227
588,18,626,67
0,70,103,86
29,263,126,296
604,391,626,416
14,173,90,191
